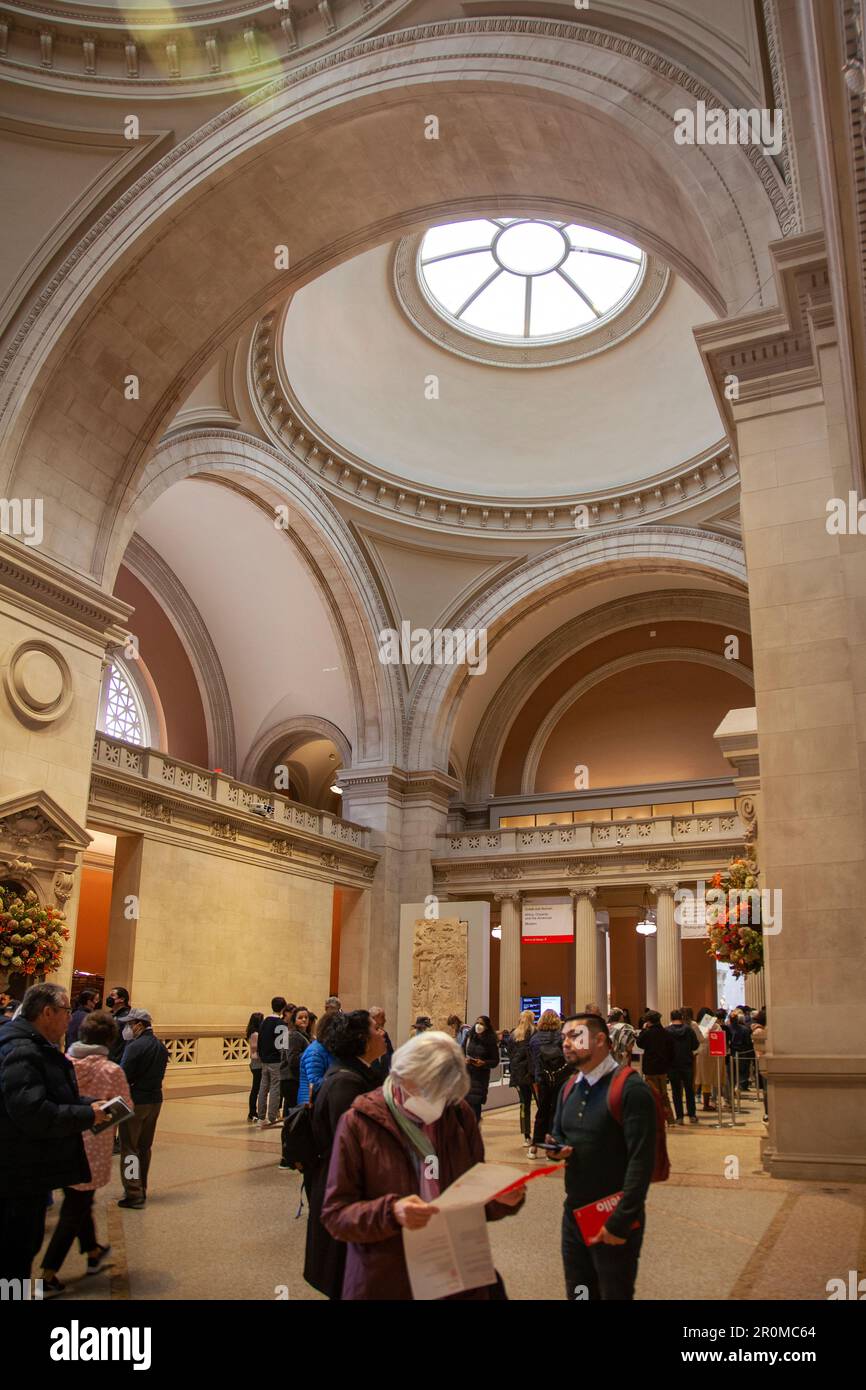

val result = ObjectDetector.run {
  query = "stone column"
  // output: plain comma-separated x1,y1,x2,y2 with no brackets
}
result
494,890,521,1030
651,883,680,1023
644,929,658,1011
570,887,598,1010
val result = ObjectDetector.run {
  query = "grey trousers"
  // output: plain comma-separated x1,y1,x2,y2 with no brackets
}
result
256,1062,282,1122
120,1101,162,1200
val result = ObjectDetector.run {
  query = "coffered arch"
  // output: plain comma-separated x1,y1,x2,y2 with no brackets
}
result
1,20,787,585
462,589,752,801
406,527,747,773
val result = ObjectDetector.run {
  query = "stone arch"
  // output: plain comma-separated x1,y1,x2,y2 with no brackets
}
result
241,715,353,789
0,21,785,583
407,527,747,772
120,429,403,768
520,646,755,793
463,589,751,800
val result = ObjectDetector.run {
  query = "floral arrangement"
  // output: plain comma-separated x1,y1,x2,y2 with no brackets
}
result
705,855,764,977
0,883,69,979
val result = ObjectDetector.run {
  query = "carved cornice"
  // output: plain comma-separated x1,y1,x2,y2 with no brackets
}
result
0,533,130,646
123,535,237,776
695,232,834,444
0,1,412,95
250,308,739,537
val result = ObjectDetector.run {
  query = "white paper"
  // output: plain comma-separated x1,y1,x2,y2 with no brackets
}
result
434,1161,524,1209
402,1163,520,1299
403,1203,495,1300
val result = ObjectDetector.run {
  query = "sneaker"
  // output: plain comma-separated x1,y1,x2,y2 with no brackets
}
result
688,1116,699,1124
42,1275,66,1298
86,1244,112,1275
117,1197,146,1209
526,1146,538,1158
675,1118,685,1126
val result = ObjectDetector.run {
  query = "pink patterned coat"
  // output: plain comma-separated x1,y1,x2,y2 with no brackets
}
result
67,1048,133,1191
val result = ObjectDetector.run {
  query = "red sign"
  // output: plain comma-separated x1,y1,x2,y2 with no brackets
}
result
708,1028,727,1057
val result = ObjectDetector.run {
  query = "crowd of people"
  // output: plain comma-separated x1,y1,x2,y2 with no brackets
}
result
1,980,767,1302
0,981,168,1294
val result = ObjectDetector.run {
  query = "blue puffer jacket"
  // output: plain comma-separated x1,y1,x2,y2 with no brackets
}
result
297,1040,335,1105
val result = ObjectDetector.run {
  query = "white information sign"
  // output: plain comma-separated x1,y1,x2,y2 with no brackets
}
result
522,897,573,944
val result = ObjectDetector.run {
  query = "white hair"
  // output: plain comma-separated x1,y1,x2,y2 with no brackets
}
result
390,1030,469,1105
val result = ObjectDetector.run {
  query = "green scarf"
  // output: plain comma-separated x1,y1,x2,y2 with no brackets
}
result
383,1074,438,1164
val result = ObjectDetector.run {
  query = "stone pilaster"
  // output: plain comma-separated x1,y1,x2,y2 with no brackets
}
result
494,889,521,1030
697,232,866,1179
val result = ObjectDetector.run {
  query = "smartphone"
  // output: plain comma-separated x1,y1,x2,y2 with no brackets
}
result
534,1140,567,1153
92,1096,134,1131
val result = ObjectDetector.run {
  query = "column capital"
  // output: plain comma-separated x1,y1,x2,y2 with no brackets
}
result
649,882,679,898
569,886,597,902
494,889,521,903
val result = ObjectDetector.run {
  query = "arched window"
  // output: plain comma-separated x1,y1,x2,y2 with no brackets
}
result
97,661,150,746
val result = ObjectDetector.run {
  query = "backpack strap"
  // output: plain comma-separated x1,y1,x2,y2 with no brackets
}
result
560,1073,578,1106
606,1064,637,1125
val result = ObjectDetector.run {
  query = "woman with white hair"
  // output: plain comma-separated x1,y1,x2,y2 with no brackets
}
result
320,1030,525,1299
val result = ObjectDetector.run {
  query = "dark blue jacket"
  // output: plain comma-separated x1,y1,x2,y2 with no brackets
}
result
0,1017,94,1195
121,1029,168,1104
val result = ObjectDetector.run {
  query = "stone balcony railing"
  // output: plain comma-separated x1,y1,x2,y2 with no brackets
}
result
440,810,742,859
92,733,371,850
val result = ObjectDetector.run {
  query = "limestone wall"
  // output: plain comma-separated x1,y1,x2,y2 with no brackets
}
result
106,834,334,1030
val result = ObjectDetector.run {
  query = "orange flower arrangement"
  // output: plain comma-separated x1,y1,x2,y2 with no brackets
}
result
705,856,764,977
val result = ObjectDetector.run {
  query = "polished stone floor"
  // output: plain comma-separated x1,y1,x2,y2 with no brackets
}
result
36,1086,866,1301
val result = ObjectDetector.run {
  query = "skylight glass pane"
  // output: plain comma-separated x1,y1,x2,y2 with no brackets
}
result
565,225,641,260
422,252,497,315
460,271,525,336
420,220,498,261
567,252,639,308
531,272,594,336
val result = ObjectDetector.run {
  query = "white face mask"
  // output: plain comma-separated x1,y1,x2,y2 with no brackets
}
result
122,1025,135,1042
474,1023,484,1034
403,1092,446,1124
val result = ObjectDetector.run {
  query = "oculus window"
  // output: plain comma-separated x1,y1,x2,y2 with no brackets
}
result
418,218,644,344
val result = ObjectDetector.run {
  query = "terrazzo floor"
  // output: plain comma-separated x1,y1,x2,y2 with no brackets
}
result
36,1085,866,1302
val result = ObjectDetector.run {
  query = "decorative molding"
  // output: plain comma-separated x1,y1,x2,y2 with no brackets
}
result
521,646,754,794
3,638,74,727
0,1,413,96
91,732,377,885
695,233,837,456
0,535,131,647
393,234,670,370
760,0,804,236
250,307,739,537
123,535,237,776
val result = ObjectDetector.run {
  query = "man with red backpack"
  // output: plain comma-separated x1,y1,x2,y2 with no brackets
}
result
547,1013,662,1301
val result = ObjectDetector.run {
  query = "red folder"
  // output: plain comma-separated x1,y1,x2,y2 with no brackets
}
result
573,1190,625,1242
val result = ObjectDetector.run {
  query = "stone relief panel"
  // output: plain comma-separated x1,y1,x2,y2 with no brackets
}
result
411,916,468,1032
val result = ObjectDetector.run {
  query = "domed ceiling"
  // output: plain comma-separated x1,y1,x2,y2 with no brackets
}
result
280,228,726,502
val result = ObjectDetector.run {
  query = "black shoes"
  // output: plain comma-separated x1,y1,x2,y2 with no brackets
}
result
118,1197,146,1209
87,1244,112,1274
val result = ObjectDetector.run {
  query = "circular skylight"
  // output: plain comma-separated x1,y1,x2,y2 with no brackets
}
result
418,218,645,343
